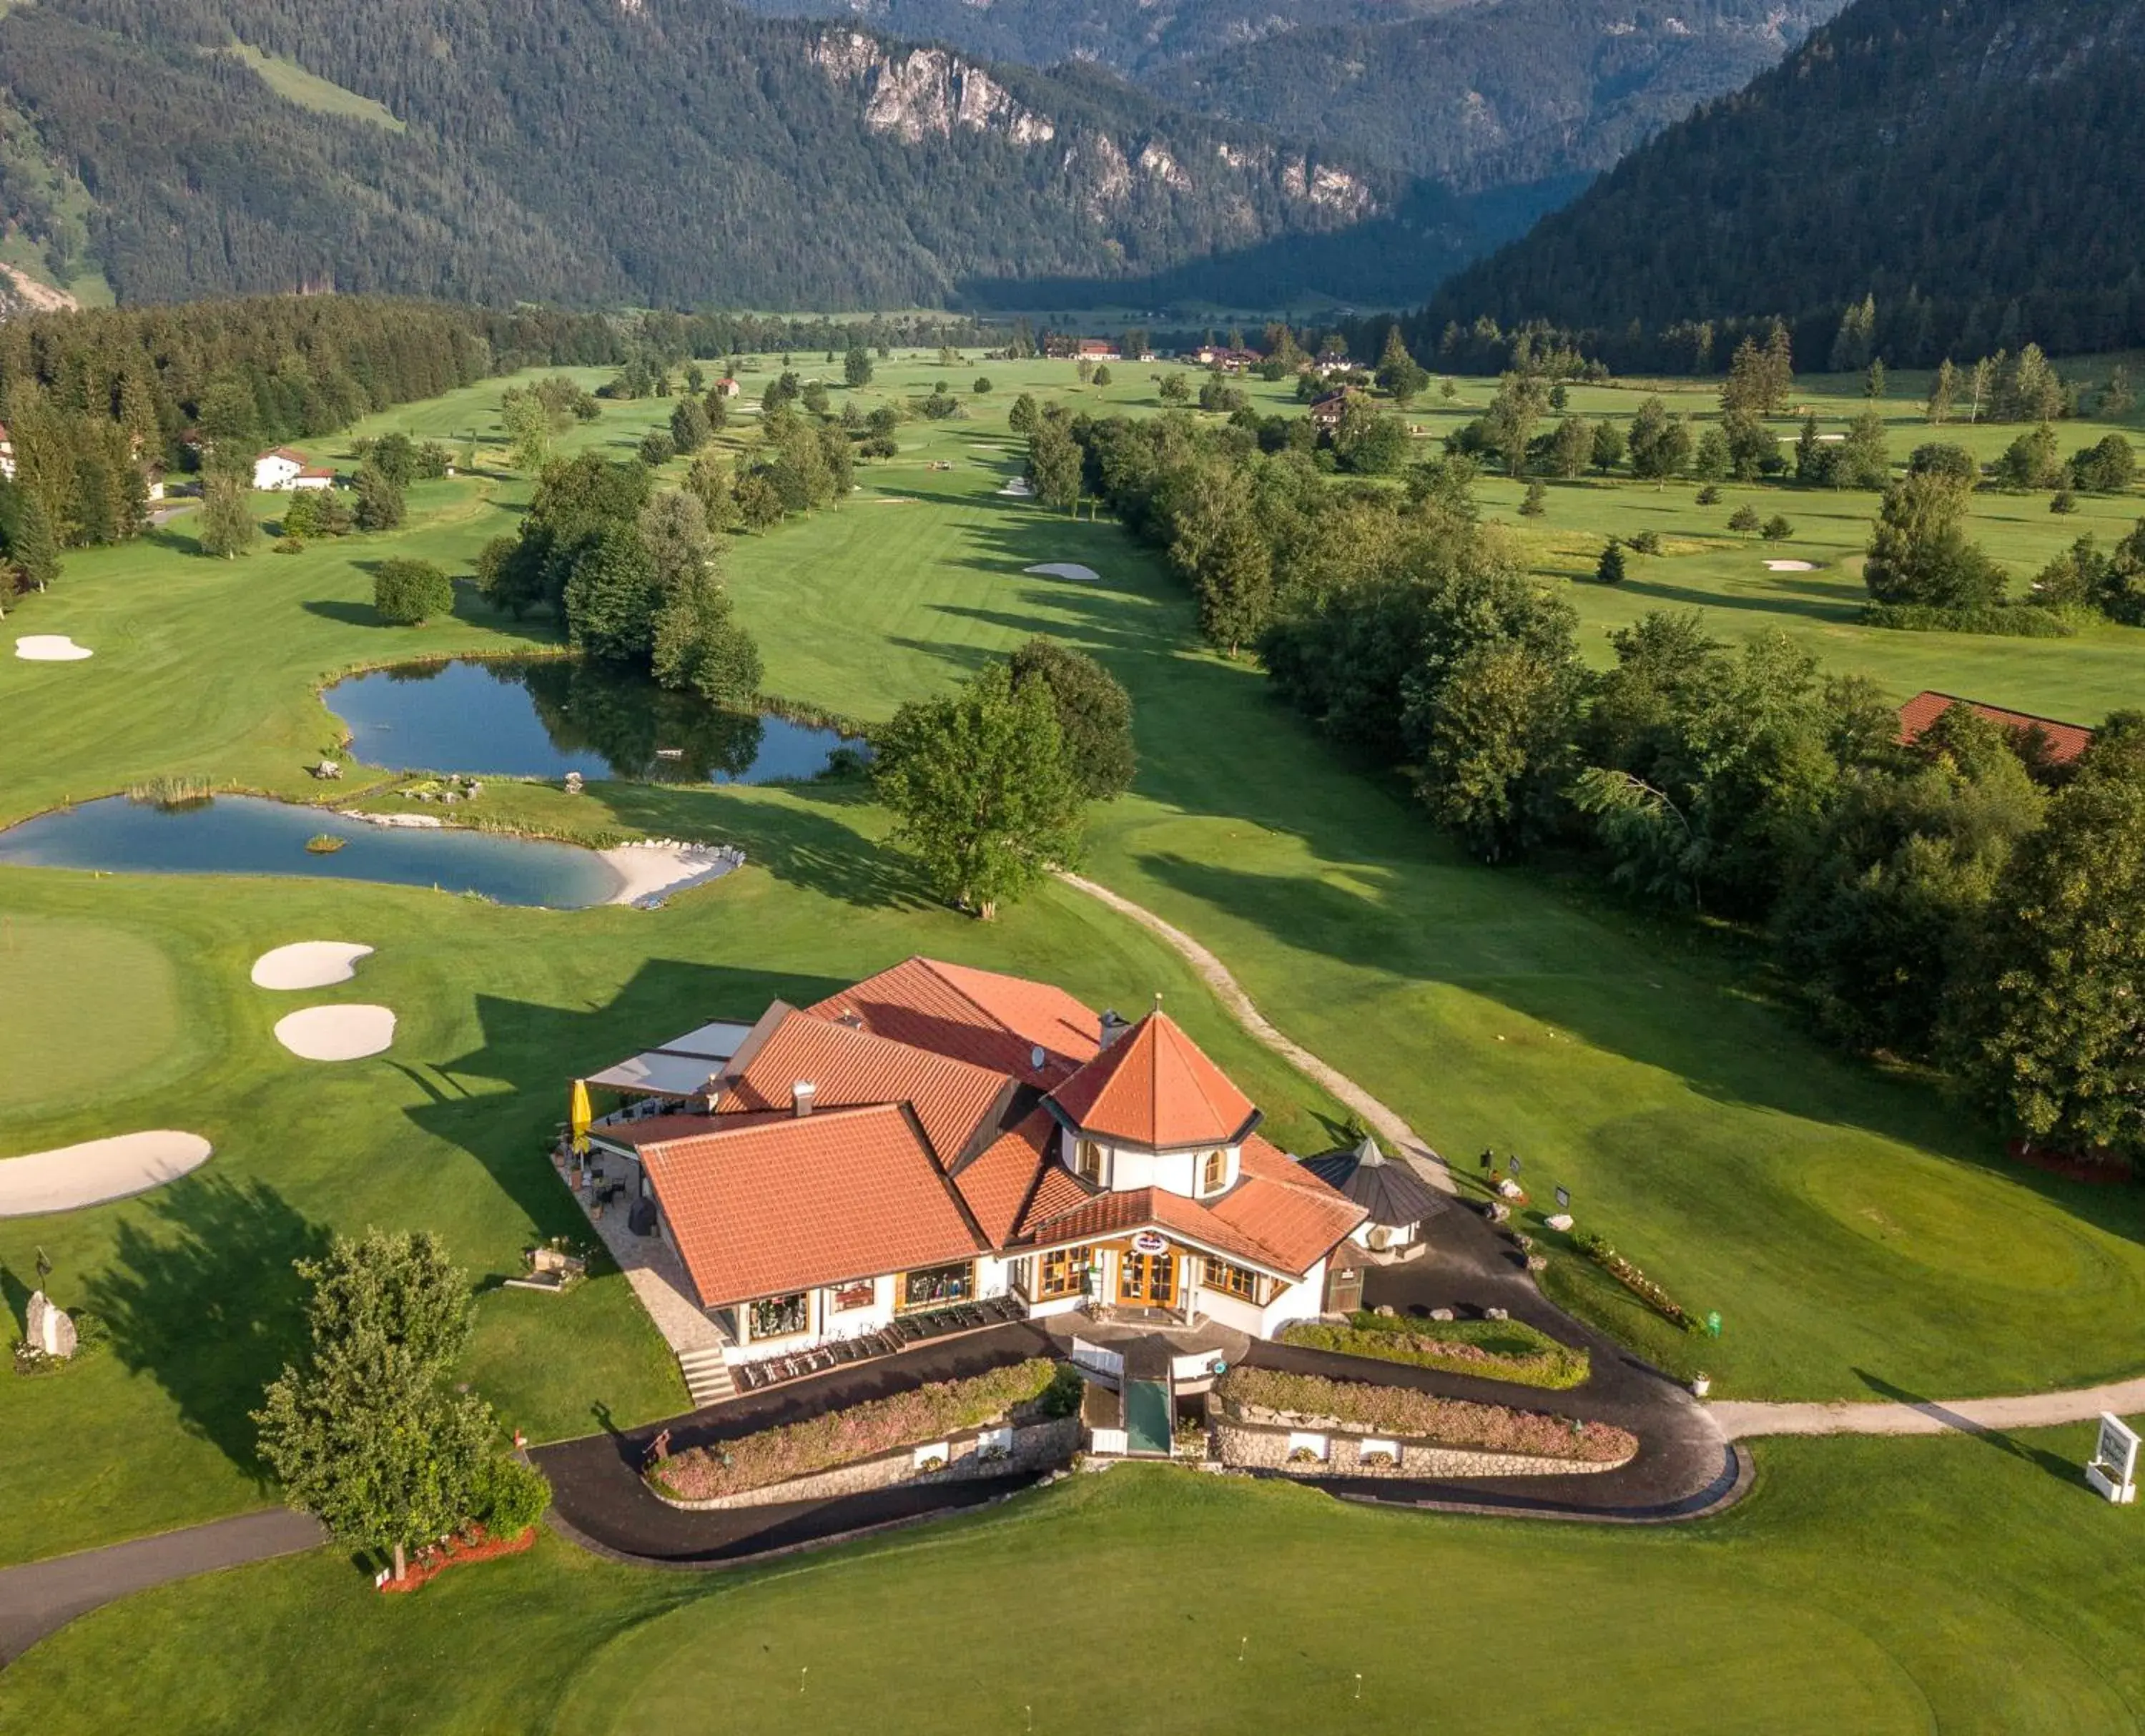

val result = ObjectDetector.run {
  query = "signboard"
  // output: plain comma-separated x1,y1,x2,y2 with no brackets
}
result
1554,1186,1571,1210
1130,1230,1169,1257
1507,1155,1522,1178
2088,1412,2139,1504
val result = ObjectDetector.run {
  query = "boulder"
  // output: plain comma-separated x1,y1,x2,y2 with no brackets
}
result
1484,1307,1510,1322
1429,1307,1456,1321
1545,1213,1574,1233
26,1290,77,1360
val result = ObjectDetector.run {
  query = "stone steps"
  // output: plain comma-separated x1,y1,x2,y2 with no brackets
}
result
677,1346,734,1409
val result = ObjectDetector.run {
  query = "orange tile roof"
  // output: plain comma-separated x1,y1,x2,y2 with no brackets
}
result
1016,1161,1097,1238
806,956,1100,1085
714,1008,1011,1167
638,1104,985,1307
1015,1136,1364,1281
1898,690,2094,766
1047,1011,1258,1150
949,1103,1057,1247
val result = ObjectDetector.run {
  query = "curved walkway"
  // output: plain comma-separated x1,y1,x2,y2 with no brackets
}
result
0,1509,322,1665
1057,872,1451,1183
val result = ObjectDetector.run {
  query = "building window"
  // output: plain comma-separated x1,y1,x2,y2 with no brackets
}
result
749,1291,809,1338
1039,1247,1090,1299
901,1261,975,1311
1075,1138,1103,1183
829,1279,877,1313
1200,1149,1227,1194
1203,1257,1261,1303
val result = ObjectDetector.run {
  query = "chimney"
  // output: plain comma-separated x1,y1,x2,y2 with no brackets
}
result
1098,1010,1131,1051
792,1081,817,1118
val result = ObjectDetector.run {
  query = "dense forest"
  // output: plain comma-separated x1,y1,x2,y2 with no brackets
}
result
1031,403,2145,1161
1416,0,2145,365
0,0,1394,310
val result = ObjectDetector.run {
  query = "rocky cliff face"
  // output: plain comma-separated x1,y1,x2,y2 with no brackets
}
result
809,29,1374,223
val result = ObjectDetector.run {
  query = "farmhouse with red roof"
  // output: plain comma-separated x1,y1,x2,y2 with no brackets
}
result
579,957,1369,1367
1897,690,2095,767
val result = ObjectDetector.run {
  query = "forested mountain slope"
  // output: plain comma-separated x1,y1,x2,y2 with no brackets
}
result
0,0,1390,308
1421,0,2145,360
735,0,1845,188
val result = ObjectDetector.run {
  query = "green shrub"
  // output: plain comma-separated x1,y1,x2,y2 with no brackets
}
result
1038,1362,1085,1419
1861,602,2074,638
1280,1313,1589,1389
373,558,453,625
469,1453,551,1537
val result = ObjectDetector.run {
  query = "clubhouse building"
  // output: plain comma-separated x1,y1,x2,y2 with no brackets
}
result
579,958,1372,1366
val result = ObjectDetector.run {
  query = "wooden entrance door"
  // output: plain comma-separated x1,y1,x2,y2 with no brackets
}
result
1118,1248,1177,1308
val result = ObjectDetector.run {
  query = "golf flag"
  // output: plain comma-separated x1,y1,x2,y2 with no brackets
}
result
569,1079,592,1155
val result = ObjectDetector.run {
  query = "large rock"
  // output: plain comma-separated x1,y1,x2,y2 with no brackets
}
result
26,1290,77,1359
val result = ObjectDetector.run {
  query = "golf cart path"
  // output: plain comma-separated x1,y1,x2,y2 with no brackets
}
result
0,1508,323,1665
1057,872,1452,1187
1058,872,2145,1449
1712,1376,2145,1440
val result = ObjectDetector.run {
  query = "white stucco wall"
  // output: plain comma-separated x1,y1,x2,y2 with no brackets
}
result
1256,1262,1329,1338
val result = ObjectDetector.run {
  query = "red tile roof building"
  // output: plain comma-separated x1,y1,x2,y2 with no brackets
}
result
583,958,1370,1359
1897,690,2095,766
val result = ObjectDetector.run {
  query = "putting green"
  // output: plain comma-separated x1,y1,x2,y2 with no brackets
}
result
0,914,193,1122
1793,1145,2104,1291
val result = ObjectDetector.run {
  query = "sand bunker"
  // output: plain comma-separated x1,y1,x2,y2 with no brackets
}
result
14,635,93,662
599,840,744,907
0,1131,212,1216
252,942,375,990
1764,560,1818,572
275,1004,396,1060
1024,563,1100,582
997,477,1035,497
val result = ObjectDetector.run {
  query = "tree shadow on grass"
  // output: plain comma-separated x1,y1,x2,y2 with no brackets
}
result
1852,1368,2081,1487
1612,574,1863,623
300,600,385,628
82,1175,331,1490
408,958,852,1256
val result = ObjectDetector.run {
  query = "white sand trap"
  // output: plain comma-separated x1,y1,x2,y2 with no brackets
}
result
1765,560,1818,572
0,1131,212,1216
1024,562,1100,582
14,635,93,661
599,841,741,907
252,942,375,990
997,477,1035,497
275,1004,396,1060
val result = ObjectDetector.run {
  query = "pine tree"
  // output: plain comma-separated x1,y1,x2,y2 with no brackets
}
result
8,490,61,588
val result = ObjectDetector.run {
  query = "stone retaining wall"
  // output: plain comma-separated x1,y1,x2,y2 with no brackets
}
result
651,1415,1080,1511
1216,1410,1632,1479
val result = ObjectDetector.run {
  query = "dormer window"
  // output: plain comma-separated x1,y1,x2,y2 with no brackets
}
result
1200,1149,1227,1195
1075,1138,1103,1183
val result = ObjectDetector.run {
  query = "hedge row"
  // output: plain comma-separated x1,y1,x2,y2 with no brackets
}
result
649,1359,1057,1501
1218,1368,1633,1464
1281,1316,1589,1389
1861,602,2074,638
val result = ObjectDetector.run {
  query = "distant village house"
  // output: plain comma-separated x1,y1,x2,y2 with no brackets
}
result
252,448,337,492
1896,691,2095,767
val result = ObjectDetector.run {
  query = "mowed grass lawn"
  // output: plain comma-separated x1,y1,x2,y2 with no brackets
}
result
0,809,1346,1564
6,1434,2144,1735
3,353,2144,1570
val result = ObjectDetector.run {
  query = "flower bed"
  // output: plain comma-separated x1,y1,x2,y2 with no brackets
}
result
1218,1368,1633,1464
649,1359,1058,1502
378,1524,536,1594
1572,1232,1696,1331
1281,1314,1589,1390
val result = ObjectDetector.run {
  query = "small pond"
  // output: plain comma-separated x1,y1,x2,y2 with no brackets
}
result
325,658,867,784
0,795,623,909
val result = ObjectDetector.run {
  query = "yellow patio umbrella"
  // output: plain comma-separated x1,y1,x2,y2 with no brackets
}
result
568,1078,592,1155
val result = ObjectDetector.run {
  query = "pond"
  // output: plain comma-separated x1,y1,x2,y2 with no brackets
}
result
325,658,867,784
0,795,623,909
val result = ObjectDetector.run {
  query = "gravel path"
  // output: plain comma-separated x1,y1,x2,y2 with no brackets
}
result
1710,1376,2145,1440
1056,872,1451,1184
